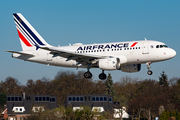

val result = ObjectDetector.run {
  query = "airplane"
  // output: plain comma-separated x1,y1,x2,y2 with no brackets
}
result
6,13,176,80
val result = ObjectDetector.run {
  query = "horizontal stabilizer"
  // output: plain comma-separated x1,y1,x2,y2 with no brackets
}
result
5,50,35,56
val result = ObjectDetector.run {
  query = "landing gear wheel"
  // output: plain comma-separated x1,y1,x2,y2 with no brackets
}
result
99,73,107,80
147,70,153,75
84,71,92,79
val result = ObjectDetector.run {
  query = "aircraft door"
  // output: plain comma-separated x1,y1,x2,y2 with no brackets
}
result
142,42,149,54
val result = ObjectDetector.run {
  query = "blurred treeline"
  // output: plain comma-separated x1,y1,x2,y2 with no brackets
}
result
0,71,180,118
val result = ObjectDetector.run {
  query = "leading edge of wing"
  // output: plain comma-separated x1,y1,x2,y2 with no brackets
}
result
40,47,107,59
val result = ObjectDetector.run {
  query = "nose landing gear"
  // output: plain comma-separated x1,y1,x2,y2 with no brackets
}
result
146,62,153,75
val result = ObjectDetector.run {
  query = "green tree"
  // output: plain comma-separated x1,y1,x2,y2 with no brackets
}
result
0,93,6,110
159,71,169,88
104,73,116,96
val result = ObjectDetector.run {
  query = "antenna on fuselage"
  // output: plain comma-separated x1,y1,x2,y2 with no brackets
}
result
145,38,147,41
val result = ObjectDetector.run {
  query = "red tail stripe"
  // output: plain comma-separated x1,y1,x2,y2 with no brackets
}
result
17,29,32,47
131,42,138,47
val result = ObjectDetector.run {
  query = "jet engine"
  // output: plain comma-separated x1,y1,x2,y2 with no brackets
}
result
121,64,141,73
98,58,120,70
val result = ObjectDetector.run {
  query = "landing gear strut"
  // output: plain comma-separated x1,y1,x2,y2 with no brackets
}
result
146,62,153,75
99,70,107,80
84,64,92,79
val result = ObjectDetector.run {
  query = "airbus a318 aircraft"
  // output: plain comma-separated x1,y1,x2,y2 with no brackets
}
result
6,13,176,80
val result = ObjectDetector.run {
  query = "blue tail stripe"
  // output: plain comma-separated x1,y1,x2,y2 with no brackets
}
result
13,13,45,46
14,18,37,46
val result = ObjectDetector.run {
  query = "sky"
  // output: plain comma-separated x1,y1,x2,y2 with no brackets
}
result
0,1,179,85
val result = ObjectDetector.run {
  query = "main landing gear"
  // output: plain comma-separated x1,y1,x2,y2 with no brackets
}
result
84,70,107,80
146,62,153,75
84,71,92,78
99,70,107,80
83,64,107,80
84,64,92,79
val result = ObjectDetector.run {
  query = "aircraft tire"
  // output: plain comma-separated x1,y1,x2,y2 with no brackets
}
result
147,70,153,75
84,71,92,78
99,73,107,80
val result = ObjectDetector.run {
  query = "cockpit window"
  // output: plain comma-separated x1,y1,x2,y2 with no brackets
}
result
163,45,168,48
156,45,168,48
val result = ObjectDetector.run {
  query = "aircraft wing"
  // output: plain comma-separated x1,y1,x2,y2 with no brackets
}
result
5,50,35,56
40,47,108,65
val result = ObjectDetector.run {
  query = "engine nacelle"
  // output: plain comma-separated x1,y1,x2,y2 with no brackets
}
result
98,58,120,70
121,64,141,73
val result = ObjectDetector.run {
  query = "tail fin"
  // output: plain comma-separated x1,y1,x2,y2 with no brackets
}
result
13,13,51,51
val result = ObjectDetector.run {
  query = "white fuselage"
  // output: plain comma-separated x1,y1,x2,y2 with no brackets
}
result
12,40,176,69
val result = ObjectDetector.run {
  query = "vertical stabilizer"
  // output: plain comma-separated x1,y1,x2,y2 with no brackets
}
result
13,13,51,51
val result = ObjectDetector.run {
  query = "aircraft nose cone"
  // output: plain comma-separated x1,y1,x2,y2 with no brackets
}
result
170,49,176,58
